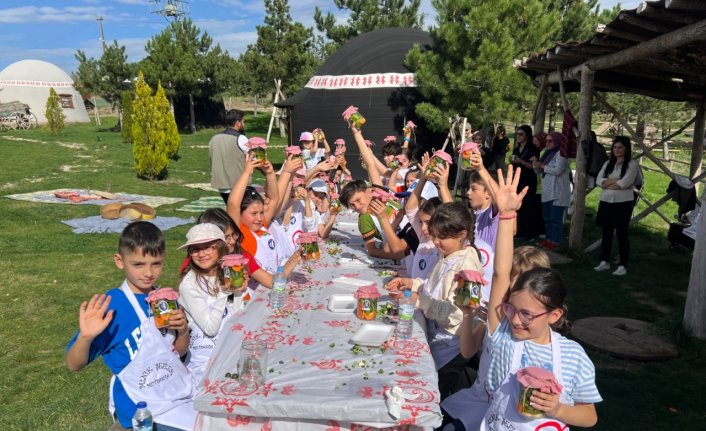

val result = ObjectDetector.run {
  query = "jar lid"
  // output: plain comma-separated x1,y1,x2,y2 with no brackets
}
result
460,141,479,153
147,287,179,303
354,284,381,299
516,367,563,394
342,105,359,121
247,137,267,150
431,151,453,164
454,269,487,285
285,146,302,155
296,232,319,244
221,254,247,268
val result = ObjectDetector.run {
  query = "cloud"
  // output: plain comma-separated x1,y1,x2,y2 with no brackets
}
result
212,31,258,56
0,6,112,24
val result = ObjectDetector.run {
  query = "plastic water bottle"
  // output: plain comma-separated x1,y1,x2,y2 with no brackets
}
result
396,290,414,339
132,401,153,431
270,265,287,310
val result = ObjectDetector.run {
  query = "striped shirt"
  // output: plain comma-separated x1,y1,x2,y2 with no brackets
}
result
486,319,602,404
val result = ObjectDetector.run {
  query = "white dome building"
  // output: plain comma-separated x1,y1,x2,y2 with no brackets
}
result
0,59,90,124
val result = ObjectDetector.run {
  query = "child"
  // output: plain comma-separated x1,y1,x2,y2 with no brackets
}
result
386,203,484,400
466,170,500,250
178,223,249,384
66,222,196,431
441,246,550,431
305,178,338,239
481,166,601,429
301,130,330,171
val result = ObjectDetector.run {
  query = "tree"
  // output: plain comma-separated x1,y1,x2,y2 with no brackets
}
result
132,72,170,180
121,91,134,143
154,82,181,160
407,0,560,131
314,0,424,53
45,88,65,134
141,18,225,133
241,0,319,98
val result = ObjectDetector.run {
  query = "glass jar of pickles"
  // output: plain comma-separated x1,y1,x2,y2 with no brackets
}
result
516,367,563,418
291,177,306,200
313,128,326,142
354,284,381,320
285,145,303,161
453,269,486,308
460,141,479,171
146,288,180,329
221,254,248,290
342,106,366,129
426,151,453,178
329,192,342,214
247,137,268,165
297,232,320,261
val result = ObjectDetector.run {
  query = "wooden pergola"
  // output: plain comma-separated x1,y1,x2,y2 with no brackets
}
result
514,0,706,338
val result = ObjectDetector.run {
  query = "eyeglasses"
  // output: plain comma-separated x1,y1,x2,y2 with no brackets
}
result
501,302,552,326
188,244,218,256
225,234,238,243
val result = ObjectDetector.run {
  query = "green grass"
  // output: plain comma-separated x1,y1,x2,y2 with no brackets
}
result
0,118,703,430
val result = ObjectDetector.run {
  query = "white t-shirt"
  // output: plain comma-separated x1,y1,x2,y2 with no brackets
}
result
304,148,326,171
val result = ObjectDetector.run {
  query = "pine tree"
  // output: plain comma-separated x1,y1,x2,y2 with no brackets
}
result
407,0,560,131
314,0,424,52
45,88,65,134
154,81,180,160
121,91,134,143
132,72,169,180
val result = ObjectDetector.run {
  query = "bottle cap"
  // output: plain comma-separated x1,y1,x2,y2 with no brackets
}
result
277,265,285,273
404,290,412,297
136,401,147,409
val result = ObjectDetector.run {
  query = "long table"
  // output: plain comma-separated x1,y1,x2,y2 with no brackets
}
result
194,212,442,430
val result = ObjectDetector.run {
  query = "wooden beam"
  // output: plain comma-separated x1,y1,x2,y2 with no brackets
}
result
637,2,699,25
600,26,651,43
590,36,634,49
533,76,549,133
634,116,697,161
569,66,594,251
666,0,706,11
618,11,680,34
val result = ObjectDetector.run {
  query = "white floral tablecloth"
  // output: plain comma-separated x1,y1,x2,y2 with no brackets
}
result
194,212,442,431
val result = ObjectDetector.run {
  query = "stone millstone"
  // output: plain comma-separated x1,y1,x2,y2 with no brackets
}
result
571,317,678,361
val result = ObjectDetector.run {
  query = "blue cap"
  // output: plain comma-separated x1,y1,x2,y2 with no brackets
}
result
404,290,412,297
277,265,285,272
136,401,147,408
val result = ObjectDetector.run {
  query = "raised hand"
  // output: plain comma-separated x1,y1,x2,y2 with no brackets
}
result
486,164,528,215
434,162,450,186
368,198,387,218
78,294,114,340
419,152,431,174
283,154,303,174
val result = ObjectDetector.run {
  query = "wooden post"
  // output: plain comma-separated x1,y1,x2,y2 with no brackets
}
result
533,76,548,133
684,189,706,339
691,101,705,194
569,65,594,251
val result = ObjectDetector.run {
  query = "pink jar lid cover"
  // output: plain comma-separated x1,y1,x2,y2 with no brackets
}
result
296,231,319,244
330,191,340,199
292,177,305,187
383,135,397,143
285,146,302,155
406,120,417,129
354,284,381,299
334,138,345,147
371,187,393,202
432,150,453,164
221,254,248,268
147,287,179,303
454,269,487,285
342,105,359,121
516,367,563,394
364,140,374,147
247,137,267,150
460,141,479,153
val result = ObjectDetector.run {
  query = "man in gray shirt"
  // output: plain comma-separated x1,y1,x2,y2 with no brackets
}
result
209,109,248,204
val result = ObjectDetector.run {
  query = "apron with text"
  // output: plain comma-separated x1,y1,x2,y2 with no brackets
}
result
424,256,462,370
113,282,197,430
481,330,571,431
411,239,438,280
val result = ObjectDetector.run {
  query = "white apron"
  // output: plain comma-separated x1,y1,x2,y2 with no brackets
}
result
480,330,571,431
473,237,494,303
185,294,242,385
112,282,197,430
253,227,279,274
424,256,462,370
441,333,493,430
283,202,304,251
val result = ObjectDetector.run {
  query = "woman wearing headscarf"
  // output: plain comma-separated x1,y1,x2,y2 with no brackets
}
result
532,131,571,250
509,124,539,240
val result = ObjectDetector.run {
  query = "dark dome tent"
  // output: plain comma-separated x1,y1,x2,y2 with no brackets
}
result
276,28,440,180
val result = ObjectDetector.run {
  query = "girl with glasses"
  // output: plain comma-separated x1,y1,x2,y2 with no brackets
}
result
475,166,601,430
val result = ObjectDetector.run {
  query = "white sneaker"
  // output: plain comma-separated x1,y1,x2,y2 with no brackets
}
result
612,266,627,276
594,261,610,272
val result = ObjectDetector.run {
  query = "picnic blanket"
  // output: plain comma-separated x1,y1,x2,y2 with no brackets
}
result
175,196,225,213
5,189,185,208
62,215,194,234
184,183,218,192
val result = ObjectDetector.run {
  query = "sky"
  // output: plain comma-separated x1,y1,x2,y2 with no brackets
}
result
0,0,642,77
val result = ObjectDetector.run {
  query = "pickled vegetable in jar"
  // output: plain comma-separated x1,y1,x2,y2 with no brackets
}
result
247,137,268,165
342,106,366,129
221,254,248,289
296,232,320,261
460,141,479,171
426,151,453,177
453,269,486,308
146,288,180,329
285,145,303,161
354,284,381,320
516,367,563,418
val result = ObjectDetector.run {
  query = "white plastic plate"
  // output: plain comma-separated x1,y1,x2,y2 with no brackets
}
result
328,294,356,313
332,276,373,288
337,257,373,267
351,323,394,347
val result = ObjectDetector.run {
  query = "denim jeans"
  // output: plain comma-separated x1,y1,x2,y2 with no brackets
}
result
542,201,566,244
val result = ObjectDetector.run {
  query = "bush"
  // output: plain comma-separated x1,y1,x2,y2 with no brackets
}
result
154,82,180,159
45,88,65,134
131,72,169,179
